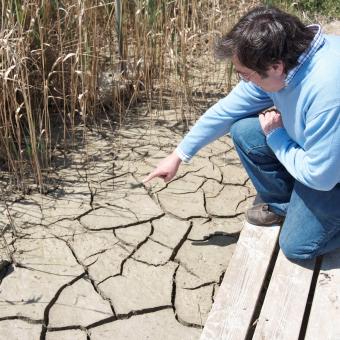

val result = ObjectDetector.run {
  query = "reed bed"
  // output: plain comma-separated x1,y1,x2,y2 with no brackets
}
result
3,0,333,192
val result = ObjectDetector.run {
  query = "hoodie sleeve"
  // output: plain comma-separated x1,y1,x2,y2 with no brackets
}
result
176,81,273,162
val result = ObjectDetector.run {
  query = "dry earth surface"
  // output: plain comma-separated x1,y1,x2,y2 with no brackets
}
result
0,20,339,340
0,108,254,340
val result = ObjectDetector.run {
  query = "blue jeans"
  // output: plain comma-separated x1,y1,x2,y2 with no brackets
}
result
230,116,340,260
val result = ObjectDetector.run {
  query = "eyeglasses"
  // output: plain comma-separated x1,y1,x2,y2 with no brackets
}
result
236,70,257,82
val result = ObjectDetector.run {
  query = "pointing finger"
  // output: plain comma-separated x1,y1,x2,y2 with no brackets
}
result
143,170,162,183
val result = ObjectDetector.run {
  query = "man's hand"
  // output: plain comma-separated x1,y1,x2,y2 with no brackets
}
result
259,109,283,135
143,151,182,183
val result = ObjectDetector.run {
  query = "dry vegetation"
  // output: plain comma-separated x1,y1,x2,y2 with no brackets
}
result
0,0,261,192
2,0,333,192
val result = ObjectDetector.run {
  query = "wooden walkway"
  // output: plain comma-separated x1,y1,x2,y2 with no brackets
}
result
200,222,340,340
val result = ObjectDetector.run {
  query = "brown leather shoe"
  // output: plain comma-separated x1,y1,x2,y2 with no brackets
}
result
245,203,284,226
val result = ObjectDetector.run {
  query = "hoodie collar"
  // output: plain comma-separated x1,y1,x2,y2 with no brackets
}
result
285,25,325,86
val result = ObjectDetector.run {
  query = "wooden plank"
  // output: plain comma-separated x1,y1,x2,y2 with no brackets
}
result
200,222,280,340
253,250,315,340
305,249,340,340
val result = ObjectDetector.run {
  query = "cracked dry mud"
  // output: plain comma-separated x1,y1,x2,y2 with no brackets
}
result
0,110,255,340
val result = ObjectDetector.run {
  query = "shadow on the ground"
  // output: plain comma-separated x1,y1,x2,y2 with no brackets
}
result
191,232,239,247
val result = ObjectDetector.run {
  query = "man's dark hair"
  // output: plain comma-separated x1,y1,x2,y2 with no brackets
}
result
216,6,315,76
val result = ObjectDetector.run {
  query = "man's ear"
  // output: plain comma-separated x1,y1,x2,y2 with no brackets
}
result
271,61,285,76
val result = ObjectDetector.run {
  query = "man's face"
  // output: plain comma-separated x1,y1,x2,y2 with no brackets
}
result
232,55,286,92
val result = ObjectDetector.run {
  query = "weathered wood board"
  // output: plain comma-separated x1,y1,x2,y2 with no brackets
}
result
200,222,280,340
253,250,315,340
305,249,340,340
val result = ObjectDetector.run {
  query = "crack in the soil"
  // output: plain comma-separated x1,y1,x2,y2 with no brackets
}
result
169,221,193,261
182,281,217,290
202,191,208,216
105,202,140,221
172,259,200,279
90,304,173,328
149,237,173,250
211,284,217,304
74,207,101,222
235,193,253,212
170,264,179,315
83,242,120,262
151,168,205,194
202,180,225,199
221,179,250,188
210,270,226,305
40,272,86,340
58,238,118,319
15,263,81,278
45,304,173,333
171,263,202,330
98,223,154,284
201,175,250,197
130,256,168,267
176,314,203,329
156,197,207,221
193,174,223,183
79,213,165,232
87,183,96,209
45,206,99,228
167,178,208,196
130,172,162,207
218,270,225,286
0,315,43,324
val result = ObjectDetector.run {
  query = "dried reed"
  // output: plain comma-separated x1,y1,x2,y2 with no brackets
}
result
0,0,259,192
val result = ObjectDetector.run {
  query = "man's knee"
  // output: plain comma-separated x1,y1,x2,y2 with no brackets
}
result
230,116,264,151
230,118,244,140
279,233,318,260
231,117,255,142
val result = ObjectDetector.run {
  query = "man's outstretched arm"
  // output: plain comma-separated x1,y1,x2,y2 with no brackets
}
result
144,81,273,183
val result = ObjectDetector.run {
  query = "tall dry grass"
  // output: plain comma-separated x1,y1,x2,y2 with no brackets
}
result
0,0,258,192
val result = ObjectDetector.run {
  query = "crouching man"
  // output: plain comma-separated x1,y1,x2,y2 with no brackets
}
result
144,6,340,261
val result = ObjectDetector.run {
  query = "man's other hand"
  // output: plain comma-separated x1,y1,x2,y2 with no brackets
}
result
259,109,283,135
